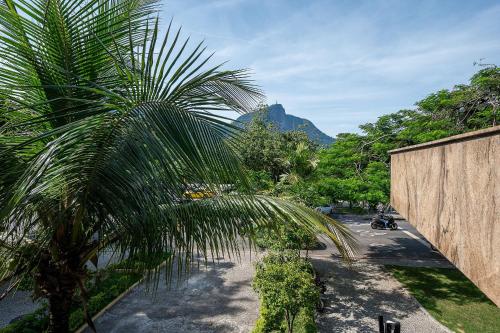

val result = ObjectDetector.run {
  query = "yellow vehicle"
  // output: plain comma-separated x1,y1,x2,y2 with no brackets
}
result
184,190,215,200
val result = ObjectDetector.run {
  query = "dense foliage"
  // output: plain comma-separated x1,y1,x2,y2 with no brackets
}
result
253,251,319,333
315,65,498,207
238,66,499,209
238,115,319,183
255,224,318,253
236,115,324,207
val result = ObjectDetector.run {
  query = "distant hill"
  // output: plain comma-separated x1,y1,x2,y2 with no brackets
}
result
235,104,335,145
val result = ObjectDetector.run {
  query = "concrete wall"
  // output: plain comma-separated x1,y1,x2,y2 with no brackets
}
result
390,126,500,307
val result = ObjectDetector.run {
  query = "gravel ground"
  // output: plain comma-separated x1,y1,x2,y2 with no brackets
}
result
0,285,40,328
311,258,452,333
84,251,262,333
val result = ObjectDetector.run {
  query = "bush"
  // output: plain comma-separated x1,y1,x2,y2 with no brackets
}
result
68,270,141,331
255,224,318,252
253,252,319,333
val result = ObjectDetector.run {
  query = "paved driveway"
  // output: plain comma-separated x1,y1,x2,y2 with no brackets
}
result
314,213,452,267
0,286,40,328
312,259,451,333
89,214,453,333
85,251,261,333
310,213,453,333
2,214,454,332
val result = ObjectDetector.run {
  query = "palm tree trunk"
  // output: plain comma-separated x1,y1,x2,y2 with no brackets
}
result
48,290,74,333
37,252,79,333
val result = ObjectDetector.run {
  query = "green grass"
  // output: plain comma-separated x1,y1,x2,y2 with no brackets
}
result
387,265,500,333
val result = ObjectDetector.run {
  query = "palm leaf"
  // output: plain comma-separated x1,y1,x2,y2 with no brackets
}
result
0,2,356,321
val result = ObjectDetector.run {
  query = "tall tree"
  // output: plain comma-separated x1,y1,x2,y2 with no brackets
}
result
315,66,499,207
0,1,355,332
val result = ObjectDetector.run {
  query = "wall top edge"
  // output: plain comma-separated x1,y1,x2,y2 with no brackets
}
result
388,125,500,155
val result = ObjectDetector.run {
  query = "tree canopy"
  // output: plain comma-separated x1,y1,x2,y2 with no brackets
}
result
237,66,498,209
315,65,499,207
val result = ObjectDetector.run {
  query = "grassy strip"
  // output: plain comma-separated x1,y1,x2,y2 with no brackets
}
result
0,269,142,333
387,265,500,333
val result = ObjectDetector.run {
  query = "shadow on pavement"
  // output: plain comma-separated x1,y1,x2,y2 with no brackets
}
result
311,258,421,333
364,236,446,261
89,257,258,333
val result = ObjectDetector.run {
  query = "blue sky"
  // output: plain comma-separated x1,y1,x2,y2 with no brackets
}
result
160,0,500,137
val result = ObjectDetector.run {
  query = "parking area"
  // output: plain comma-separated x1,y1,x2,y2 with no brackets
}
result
341,214,447,260
313,213,452,267
310,214,454,332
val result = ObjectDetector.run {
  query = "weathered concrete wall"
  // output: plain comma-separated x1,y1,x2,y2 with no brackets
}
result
390,126,500,307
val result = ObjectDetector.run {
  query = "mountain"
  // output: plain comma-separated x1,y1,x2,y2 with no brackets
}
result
235,104,335,145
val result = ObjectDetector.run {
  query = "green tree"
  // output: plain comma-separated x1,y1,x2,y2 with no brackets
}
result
0,1,354,332
255,223,318,254
314,66,498,208
238,116,288,183
315,133,367,205
237,115,321,206
253,252,319,333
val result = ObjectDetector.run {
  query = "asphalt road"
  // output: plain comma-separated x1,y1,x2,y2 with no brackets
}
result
313,213,452,267
310,214,454,332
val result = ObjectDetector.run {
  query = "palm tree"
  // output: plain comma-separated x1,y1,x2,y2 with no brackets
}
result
0,1,355,332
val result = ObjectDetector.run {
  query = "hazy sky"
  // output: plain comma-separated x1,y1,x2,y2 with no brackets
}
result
160,0,500,137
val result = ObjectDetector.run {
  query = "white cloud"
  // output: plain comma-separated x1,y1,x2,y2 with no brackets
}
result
162,0,500,136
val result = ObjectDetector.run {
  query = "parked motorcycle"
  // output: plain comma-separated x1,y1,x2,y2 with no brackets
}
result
371,214,398,230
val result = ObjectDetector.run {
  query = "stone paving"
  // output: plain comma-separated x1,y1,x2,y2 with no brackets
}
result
0,286,40,328
309,212,453,333
85,251,262,333
311,257,452,333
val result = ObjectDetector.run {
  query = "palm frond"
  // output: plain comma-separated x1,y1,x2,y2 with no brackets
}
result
0,0,355,305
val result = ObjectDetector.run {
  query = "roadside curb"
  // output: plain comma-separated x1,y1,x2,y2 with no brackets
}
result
74,279,141,333
75,261,167,333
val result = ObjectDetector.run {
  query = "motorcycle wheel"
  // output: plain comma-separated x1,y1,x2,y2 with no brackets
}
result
390,222,398,230
370,222,378,229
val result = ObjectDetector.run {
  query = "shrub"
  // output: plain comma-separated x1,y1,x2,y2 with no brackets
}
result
255,224,318,252
253,252,319,333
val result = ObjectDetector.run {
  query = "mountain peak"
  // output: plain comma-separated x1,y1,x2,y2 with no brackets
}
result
267,103,286,116
235,104,334,145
